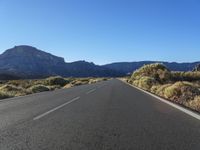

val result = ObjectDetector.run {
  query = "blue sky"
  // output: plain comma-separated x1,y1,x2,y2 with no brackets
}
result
0,0,199,64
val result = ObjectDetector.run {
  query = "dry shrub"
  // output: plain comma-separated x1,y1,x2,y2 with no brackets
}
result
131,63,171,83
155,84,172,97
0,84,29,97
29,85,49,93
163,82,200,103
63,83,74,89
171,71,200,82
133,76,156,91
186,96,200,112
0,92,11,99
45,76,69,86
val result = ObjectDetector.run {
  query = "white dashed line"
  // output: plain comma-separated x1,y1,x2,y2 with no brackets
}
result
33,96,80,120
86,89,96,94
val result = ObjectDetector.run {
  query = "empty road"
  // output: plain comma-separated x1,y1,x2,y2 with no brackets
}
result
0,79,199,150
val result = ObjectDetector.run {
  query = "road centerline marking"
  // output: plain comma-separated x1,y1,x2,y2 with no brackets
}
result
86,88,96,94
33,96,80,121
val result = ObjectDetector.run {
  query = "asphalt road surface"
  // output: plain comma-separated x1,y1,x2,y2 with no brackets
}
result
0,79,199,150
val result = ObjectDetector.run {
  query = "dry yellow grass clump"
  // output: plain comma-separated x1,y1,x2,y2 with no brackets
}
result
0,84,30,97
131,63,171,83
0,77,107,100
128,63,200,112
186,96,200,112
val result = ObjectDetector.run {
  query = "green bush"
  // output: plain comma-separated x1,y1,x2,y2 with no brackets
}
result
45,76,69,86
29,85,50,93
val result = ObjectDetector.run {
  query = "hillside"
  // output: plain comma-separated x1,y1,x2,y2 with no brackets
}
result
0,46,123,79
0,45,199,80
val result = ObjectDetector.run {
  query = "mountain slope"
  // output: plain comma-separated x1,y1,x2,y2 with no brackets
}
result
0,46,123,79
0,46,66,78
0,45,199,80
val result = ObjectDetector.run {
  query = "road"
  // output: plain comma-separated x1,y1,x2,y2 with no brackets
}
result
0,79,199,150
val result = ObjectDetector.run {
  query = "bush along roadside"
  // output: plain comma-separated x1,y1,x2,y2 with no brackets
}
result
128,63,200,113
0,77,108,100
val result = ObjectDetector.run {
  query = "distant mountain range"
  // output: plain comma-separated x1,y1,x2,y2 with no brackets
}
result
0,45,199,79
103,61,200,74
0,46,123,79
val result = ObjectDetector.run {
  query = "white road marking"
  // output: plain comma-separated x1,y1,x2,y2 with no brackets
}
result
33,96,80,120
120,80,200,121
86,88,96,94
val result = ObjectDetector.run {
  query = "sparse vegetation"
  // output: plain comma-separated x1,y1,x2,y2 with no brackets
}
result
130,63,171,83
45,76,69,86
0,84,30,97
0,77,108,100
128,63,200,112
29,85,50,93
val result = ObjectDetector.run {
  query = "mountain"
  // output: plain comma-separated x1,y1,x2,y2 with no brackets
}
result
0,46,66,78
0,46,123,79
0,45,199,80
103,61,200,75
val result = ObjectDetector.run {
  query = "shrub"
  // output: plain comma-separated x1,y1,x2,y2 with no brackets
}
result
70,78,90,86
135,76,156,90
7,80,34,88
150,85,162,94
171,71,200,82
88,78,105,84
46,85,61,91
163,82,200,103
131,63,171,83
45,76,69,86
0,84,29,97
186,96,200,111
29,85,49,93
0,92,11,99
155,84,172,97
63,83,73,89
32,79,47,86
89,79,98,84
127,63,200,112
71,80,85,86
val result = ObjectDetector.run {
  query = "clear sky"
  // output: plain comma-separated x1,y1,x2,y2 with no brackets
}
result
0,0,199,65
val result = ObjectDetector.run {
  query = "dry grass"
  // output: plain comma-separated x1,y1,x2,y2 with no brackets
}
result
186,96,200,112
171,71,200,82
45,76,69,86
0,77,108,100
131,63,171,83
128,63,200,112
0,84,30,97
28,85,50,93
132,76,156,91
